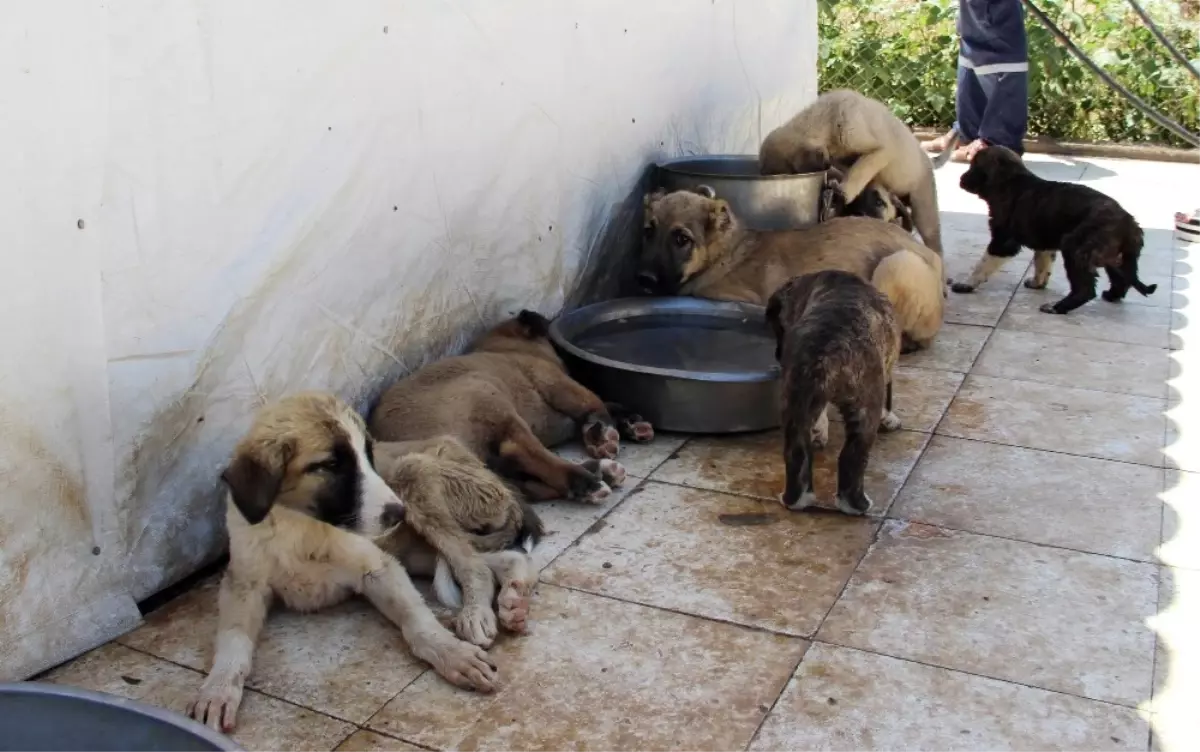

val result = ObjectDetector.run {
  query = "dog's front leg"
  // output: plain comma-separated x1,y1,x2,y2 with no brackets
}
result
836,148,891,204
350,534,498,692
951,236,1021,293
188,572,271,732
483,550,537,634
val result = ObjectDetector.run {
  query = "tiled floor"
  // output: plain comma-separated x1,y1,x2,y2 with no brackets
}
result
43,153,1200,751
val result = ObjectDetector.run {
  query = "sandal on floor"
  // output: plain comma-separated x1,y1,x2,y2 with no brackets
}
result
922,130,958,153
1176,209,1200,243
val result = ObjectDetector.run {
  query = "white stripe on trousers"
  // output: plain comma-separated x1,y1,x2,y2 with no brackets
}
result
958,56,1029,75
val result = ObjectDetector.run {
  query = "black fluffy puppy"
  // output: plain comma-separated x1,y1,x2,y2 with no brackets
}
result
766,270,902,516
951,145,1155,314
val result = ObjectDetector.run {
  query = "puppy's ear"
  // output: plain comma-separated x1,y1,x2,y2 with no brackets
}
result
708,199,733,233
643,189,667,209
692,184,717,199
516,309,551,338
221,442,292,524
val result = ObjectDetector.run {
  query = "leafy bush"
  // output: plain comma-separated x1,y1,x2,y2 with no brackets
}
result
818,0,1199,146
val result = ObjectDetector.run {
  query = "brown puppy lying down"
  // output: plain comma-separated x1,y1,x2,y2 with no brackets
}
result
372,435,543,648
370,311,655,502
952,145,1156,314
189,393,496,733
638,186,944,352
766,270,902,515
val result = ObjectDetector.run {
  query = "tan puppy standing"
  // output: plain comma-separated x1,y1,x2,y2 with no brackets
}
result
760,89,949,257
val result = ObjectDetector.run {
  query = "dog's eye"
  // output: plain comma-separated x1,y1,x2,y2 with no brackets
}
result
305,457,342,474
672,229,692,248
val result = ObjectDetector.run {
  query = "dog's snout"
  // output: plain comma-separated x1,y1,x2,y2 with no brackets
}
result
380,502,405,529
636,272,658,292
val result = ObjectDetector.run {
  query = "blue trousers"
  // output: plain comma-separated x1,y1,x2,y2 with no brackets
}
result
953,0,1030,152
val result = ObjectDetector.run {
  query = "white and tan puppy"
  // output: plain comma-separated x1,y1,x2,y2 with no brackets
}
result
760,89,948,257
188,392,497,733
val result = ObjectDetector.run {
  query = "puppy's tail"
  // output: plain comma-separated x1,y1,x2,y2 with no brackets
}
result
433,557,463,609
1122,221,1157,297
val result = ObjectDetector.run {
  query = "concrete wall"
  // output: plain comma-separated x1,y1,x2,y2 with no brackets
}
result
0,0,816,679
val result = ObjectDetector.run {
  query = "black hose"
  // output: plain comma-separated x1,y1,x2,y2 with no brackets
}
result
1125,0,1200,85
1021,0,1200,147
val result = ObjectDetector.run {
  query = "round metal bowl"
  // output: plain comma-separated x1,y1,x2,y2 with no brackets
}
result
550,297,781,434
654,155,824,231
0,682,241,751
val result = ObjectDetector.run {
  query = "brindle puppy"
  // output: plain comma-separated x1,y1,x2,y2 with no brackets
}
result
952,145,1156,314
766,270,902,515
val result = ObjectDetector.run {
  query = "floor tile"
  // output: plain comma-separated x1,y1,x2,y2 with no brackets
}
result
891,436,1162,561
973,329,1170,398
937,375,1166,466
751,643,1148,752
368,584,806,751
335,730,423,752
44,642,353,751
1160,470,1200,571
119,577,426,724
1151,566,1200,750
542,482,877,636
528,477,644,571
998,297,1175,348
902,323,991,374
945,284,1020,327
818,521,1158,707
892,366,964,432
554,433,687,478
650,426,930,513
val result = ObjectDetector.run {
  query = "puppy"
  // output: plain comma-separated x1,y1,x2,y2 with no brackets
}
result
372,436,543,648
766,270,902,515
369,311,654,502
189,393,497,734
639,186,944,352
760,89,946,256
951,145,1156,314
824,163,915,232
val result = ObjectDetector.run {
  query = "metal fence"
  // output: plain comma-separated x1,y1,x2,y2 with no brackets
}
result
816,0,1199,147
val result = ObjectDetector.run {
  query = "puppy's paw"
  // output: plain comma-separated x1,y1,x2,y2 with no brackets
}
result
583,480,613,505
779,490,817,511
566,468,607,503
454,604,498,649
1023,276,1048,290
950,281,976,294
427,636,499,693
880,410,902,432
1101,289,1124,303
835,492,873,516
621,417,655,443
1039,302,1067,314
583,420,621,459
188,677,244,733
579,458,627,488
497,580,532,634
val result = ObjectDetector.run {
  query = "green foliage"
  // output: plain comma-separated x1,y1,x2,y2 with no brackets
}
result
817,0,1199,146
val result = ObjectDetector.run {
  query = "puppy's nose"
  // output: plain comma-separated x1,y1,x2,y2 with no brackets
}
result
380,502,405,529
636,272,658,292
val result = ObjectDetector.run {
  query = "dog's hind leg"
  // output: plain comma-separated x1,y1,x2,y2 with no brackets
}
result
483,550,537,634
496,417,611,503
604,402,655,444
1025,251,1057,290
1042,250,1097,314
951,236,1021,293
880,380,901,432
1101,265,1132,302
779,399,820,511
834,394,883,516
906,179,944,256
188,573,271,732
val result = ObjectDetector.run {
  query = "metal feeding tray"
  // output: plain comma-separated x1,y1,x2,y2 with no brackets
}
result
549,297,781,434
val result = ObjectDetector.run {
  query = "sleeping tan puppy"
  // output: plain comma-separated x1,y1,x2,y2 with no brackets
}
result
188,393,497,733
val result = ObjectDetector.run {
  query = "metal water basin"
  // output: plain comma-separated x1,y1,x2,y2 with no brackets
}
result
654,155,824,230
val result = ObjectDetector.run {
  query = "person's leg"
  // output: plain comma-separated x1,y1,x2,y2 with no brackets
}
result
952,62,985,144
976,69,1029,152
